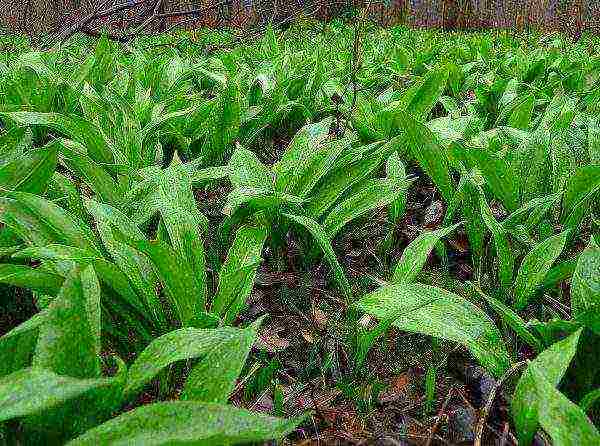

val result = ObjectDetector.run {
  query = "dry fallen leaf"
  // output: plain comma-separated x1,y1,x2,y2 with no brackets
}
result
256,324,291,352
313,308,328,329
379,373,410,403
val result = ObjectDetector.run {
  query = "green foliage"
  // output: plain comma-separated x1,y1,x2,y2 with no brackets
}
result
0,23,599,445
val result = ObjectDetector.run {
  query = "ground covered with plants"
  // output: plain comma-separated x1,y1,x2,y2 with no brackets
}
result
0,22,599,445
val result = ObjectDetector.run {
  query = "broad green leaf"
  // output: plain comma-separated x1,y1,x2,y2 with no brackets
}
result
125,326,255,396
480,193,515,291
0,368,119,423
386,152,407,221
406,65,449,119
356,283,511,377
223,187,303,217
512,329,582,446
67,401,303,446
33,266,101,379
580,388,600,413
0,112,113,164
509,94,534,129
228,147,273,190
182,319,261,403
503,193,561,232
0,142,57,194
282,213,351,300
561,165,600,228
533,370,600,446
201,80,241,164
84,199,163,324
473,286,542,352
189,165,230,186
1,192,99,253
48,171,87,222
273,117,333,195
132,240,204,328
22,357,128,440
393,112,454,204
517,130,552,203
212,225,267,324
461,173,487,266
0,264,63,295
571,240,600,320
514,231,568,310
305,140,393,219
452,145,520,212
392,223,460,283
0,311,47,377
14,244,146,316
323,177,411,239
589,117,600,164
58,139,123,206
145,158,208,303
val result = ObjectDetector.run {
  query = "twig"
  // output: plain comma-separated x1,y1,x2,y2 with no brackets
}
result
340,1,371,134
155,1,230,20
473,361,527,446
57,0,150,43
425,385,457,446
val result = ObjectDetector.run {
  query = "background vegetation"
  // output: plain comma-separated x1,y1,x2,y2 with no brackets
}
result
0,5,599,446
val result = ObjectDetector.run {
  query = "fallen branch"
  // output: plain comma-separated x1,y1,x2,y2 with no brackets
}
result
473,361,527,446
57,0,151,43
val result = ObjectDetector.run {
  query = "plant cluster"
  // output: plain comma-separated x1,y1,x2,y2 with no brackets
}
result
0,23,599,445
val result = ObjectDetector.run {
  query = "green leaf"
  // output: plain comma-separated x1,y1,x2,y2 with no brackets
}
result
0,311,47,377
282,213,351,301
580,388,600,413
33,266,101,379
212,225,267,324
22,356,128,440
125,326,256,397
144,158,208,303
571,240,600,321
273,117,333,195
0,192,99,253
393,112,454,204
84,199,164,325
14,244,146,316
391,223,460,284
223,187,303,218
132,239,204,327
0,368,120,423
406,65,449,119
386,152,408,221
512,329,582,446
58,139,123,207
479,192,515,291
0,142,57,194
509,94,534,129
514,231,568,310
323,177,411,239
472,286,542,352
561,165,600,228
452,145,520,212
305,140,393,219
182,319,261,403
189,165,230,186
0,111,114,164
533,371,600,446
67,401,304,446
0,264,63,295
356,283,511,377
503,193,561,233
228,147,273,190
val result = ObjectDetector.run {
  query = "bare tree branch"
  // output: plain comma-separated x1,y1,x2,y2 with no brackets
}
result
57,0,151,43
